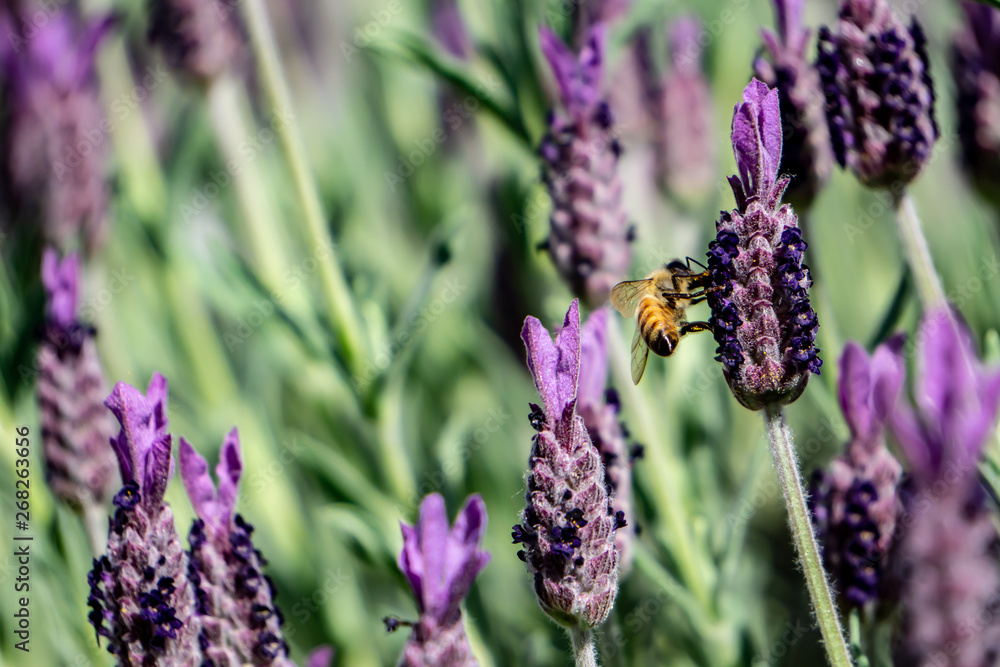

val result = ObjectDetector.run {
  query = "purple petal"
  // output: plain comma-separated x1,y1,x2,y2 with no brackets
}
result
838,341,873,440
305,646,335,667
890,399,935,480
416,493,451,614
179,438,218,525
441,495,490,613
398,521,424,610
669,16,703,71
522,300,582,419
731,79,782,196
539,25,604,114
143,433,173,509
868,334,906,424
578,308,608,409
41,247,79,327
772,0,806,51
215,429,242,525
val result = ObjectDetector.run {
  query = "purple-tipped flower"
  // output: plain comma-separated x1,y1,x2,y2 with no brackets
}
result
816,0,938,188
513,300,620,628
656,17,716,206
180,429,293,665
889,310,1000,666
0,8,113,252
754,0,832,210
149,0,243,81
431,0,471,60
809,338,904,608
706,79,821,411
87,374,203,663
36,248,117,512
539,26,631,308
395,493,489,667
952,2,1000,208
578,307,635,573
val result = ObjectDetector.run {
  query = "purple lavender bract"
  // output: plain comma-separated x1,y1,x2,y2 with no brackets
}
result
539,26,631,308
0,8,113,252
889,310,1000,666
816,0,937,188
513,300,620,628
951,2,1000,208
809,338,904,608
706,79,821,411
87,373,202,664
179,429,293,666
397,493,489,667
37,248,117,512
754,0,832,210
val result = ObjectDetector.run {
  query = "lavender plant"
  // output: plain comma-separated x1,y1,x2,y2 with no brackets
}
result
539,26,631,308
391,493,490,667
513,300,621,665
149,0,244,82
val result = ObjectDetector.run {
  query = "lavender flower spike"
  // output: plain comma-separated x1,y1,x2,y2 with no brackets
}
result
809,338,904,608
88,373,202,664
0,8,113,252
889,310,1000,667
754,0,832,210
37,248,117,515
817,0,937,187
952,2,1000,208
658,17,716,205
396,493,489,667
578,307,635,574
149,0,243,81
513,300,621,630
180,429,293,665
706,79,821,411
539,26,631,308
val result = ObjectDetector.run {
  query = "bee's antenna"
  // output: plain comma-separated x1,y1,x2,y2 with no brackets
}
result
685,256,708,272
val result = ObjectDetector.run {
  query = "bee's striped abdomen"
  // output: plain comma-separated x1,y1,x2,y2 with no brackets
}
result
637,296,679,357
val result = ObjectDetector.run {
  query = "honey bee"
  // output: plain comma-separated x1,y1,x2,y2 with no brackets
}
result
610,259,716,385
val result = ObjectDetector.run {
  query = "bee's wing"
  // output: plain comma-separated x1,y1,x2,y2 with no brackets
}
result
630,325,650,385
611,279,654,318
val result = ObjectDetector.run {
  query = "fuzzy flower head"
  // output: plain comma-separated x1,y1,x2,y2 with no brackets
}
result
657,17,716,206
810,338,904,608
37,248,117,511
0,7,113,251
952,2,1000,208
577,307,635,573
396,493,489,667
513,300,621,629
817,0,938,188
88,374,202,664
889,310,1000,666
706,79,821,411
539,26,631,308
754,0,833,210
180,429,293,665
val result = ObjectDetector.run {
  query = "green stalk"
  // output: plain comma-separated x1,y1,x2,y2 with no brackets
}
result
569,629,598,667
239,0,367,372
763,406,852,667
82,502,107,557
892,191,946,308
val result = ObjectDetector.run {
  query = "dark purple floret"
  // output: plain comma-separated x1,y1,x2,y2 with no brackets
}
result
149,0,243,82
816,0,937,187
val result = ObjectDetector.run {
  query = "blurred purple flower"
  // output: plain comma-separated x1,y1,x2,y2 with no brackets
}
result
952,2,1000,208
396,493,489,667
149,0,243,81
513,300,620,628
706,79,821,411
539,26,631,308
890,310,1000,666
578,307,635,573
0,7,114,252
754,0,832,210
88,373,203,663
655,16,716,206
817,0,937,187
37,248,117,513
809,338,904,608
180,429,294,666
431,0,470,60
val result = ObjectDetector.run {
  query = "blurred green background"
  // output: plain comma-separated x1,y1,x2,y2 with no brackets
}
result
0,0,998,665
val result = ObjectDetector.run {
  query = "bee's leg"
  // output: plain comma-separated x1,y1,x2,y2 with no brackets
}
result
661,285,722,301
680,321,713,336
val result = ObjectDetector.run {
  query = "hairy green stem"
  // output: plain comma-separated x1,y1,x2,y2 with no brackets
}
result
240,0,367,373
569,628,598,667
893,191,945,308
763,406,852,667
